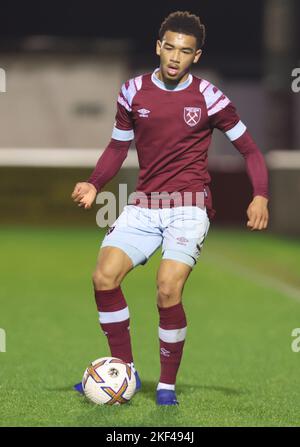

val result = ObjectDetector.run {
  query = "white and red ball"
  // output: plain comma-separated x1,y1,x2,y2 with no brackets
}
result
82,357,136,405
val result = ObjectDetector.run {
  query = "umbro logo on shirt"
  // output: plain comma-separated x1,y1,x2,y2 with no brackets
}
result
138,108,150,118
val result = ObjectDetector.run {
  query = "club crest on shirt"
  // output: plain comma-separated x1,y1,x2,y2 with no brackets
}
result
184,107,201,127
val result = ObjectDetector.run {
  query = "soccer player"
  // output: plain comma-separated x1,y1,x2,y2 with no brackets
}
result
72,11,269,405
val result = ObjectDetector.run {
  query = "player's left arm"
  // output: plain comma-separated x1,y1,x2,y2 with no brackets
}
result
209,101,269,231
232,129,269,231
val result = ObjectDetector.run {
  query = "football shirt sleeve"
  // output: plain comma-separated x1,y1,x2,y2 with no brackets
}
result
87,84,134,191
87,138,131,192
111,82,135,141
203,82,269,199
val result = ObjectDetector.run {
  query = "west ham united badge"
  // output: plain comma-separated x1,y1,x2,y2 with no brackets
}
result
184,107,201,127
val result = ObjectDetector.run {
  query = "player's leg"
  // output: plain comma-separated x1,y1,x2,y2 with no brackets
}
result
156,259,191,405
92,246,135,366
75,205,162,394
92,205,162,390
93,245,133,290
155,206,210,405
74,245,139,394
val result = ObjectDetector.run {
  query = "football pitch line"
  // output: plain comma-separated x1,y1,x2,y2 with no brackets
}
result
204,251,300,304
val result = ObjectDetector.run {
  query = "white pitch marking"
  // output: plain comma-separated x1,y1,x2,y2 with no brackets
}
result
205,252,300,304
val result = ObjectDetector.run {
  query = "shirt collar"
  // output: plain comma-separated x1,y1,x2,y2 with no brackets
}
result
151,68,193,91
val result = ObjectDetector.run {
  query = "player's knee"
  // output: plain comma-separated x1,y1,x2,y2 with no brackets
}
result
92,268,122,290
156,279,181,307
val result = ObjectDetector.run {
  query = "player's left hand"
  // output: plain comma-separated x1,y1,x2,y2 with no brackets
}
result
246,195,269,231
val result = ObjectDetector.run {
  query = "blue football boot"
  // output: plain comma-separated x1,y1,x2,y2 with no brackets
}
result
73,382,84,394
134,370,141,392
156,389,179,406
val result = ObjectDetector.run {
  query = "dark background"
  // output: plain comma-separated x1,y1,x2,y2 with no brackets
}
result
1,0,299,77
0,0,268,78
0,0,299,229
0,1,264,44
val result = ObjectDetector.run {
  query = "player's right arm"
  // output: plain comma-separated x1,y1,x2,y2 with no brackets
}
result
71,83,134,209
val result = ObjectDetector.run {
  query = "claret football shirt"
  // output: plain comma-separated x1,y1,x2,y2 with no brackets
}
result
88,68,269,218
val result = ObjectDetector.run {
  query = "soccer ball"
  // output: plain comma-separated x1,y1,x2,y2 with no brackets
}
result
82,357,136,405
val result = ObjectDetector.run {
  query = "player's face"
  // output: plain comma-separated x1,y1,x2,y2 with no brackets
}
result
156,31,202,84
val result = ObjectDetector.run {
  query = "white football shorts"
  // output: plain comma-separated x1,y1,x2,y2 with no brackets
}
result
101,205,210,268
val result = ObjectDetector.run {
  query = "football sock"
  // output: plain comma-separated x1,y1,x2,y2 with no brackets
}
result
157,382,175,391
158,302,187,388
95,286,134,364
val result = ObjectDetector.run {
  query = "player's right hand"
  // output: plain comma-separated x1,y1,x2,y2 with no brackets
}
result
71,182,97,209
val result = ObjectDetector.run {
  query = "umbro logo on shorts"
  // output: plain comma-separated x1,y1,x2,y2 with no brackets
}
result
176,236,189,246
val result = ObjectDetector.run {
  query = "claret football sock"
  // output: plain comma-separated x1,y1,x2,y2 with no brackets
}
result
157,302,187,388
73,287,139,396
95,286,134,364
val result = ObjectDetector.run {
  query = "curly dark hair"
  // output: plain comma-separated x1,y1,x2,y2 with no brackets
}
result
159,11,206,49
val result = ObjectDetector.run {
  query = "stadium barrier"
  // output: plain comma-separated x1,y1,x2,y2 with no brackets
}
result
0,149,299,234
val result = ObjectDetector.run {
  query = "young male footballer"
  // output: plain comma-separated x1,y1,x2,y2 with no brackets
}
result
72,11,269,405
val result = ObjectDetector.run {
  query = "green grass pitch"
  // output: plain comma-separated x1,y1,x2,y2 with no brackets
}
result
0,226,300,427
